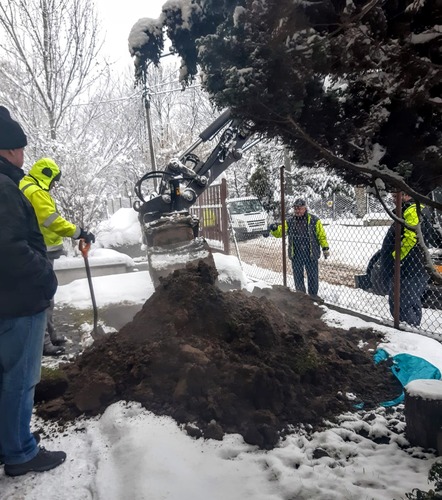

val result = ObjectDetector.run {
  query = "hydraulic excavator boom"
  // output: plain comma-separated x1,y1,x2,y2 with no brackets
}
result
133,109,257,287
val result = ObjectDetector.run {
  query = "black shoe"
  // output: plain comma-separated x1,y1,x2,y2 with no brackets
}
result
4,447,66,477
52,335,67,346
43,344,65,356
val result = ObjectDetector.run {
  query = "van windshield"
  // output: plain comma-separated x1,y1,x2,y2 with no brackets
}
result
228,199,263,214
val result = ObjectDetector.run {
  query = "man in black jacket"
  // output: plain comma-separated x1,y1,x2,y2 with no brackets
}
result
379,192,439,327
0,106,66,476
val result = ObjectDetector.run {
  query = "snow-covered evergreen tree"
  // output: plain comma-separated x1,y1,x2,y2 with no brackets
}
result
129,0,442,210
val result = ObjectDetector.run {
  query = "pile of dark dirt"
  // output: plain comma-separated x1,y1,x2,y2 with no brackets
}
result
36,261,402,449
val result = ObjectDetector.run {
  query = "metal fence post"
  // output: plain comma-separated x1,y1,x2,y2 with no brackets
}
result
280,165,287,287
221,179,230,254
393,191,402,329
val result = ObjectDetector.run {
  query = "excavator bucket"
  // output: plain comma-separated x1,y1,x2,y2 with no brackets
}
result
133,109,256,288
142,213,215,288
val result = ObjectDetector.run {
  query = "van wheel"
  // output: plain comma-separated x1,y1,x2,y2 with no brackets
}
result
232,230,246,242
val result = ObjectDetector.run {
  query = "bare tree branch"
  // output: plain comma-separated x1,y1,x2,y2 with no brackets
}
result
0,0,104,140
285,115,442,212
373,183,442,285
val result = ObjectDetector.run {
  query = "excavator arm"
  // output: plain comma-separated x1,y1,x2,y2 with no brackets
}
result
133,109,256,287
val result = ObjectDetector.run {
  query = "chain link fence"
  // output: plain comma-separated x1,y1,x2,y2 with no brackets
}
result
105,178,442,337
106,196,134,216
226,177,442,338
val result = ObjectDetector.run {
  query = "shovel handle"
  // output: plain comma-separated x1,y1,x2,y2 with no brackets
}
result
79,238,91,258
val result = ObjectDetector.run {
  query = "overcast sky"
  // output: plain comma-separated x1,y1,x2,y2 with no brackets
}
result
94,0,165,68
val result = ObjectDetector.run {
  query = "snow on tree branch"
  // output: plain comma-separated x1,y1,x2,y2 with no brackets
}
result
129,0,442,197
285,115,442,212
373,183,442,285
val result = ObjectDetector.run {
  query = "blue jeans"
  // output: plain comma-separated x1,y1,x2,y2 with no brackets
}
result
0,310,46,465
291,256,319,296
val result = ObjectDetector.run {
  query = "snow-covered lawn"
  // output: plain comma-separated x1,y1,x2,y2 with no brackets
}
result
4,400,436,500
2,254,442,499
233,224,442,337
324,222,389,268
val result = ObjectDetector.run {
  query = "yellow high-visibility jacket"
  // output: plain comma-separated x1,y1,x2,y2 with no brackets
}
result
19,158,80,252
393,202,419,261
203,208,216,227
270,213,329,259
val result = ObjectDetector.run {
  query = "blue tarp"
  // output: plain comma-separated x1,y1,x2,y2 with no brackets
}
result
373,348,441,407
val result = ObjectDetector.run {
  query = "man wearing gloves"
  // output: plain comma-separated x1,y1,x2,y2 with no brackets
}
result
0,106,66,475
20,157,95,355
269,198,329,298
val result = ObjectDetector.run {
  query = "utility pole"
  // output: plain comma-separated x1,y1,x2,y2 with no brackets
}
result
283,146,293,195
141,54,173,193
143,77,158,191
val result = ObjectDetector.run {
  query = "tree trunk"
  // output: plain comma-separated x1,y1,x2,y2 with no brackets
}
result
405,379,442,454
354,186,367,219
284,147,293,195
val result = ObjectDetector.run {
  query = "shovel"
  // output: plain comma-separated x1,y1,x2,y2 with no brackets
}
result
79,239,106,340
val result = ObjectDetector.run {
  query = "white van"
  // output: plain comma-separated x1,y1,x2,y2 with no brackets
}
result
226,196,268,240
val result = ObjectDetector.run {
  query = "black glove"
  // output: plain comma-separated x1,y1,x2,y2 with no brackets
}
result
269,223,278,232
78,228,95,244
323,247,330,259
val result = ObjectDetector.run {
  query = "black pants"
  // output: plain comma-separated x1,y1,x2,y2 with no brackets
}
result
45,249,65,346
291,256,319,296
388,271,428,327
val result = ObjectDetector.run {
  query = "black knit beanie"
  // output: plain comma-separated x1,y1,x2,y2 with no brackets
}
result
0,106,28,149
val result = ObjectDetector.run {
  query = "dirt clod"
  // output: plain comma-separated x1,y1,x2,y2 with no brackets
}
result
36,261,401,449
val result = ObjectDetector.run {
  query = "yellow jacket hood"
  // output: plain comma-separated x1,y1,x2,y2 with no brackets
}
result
28,158,61,190
19,159,79,251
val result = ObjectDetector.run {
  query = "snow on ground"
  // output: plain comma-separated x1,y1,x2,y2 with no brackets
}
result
1,400,436,500
321,308,442,373
239,235,442,337
241,222,388,271
2,253,442,499
323,284,442,339
94,208,142,249
3,209,441,498
243,257,442,338
54,253,247,309
55,270,154,309
325,223,389,268
213,252,250,289
54,248,135,270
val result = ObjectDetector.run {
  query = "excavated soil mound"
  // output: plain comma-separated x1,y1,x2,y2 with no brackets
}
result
37,261,401,449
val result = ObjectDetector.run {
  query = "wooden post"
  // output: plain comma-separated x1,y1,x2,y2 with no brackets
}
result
405,379,442,454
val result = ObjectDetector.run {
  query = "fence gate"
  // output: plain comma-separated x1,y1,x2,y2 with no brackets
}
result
190,178,230,254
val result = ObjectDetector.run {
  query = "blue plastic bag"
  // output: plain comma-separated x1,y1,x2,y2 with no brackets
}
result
373,349,441,407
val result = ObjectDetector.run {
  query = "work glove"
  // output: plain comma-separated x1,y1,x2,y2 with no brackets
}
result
268,223,278,232
323,248,330,259
78,228,96,244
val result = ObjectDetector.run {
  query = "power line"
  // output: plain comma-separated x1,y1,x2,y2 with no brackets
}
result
71,84,203,106
149,84,202,96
